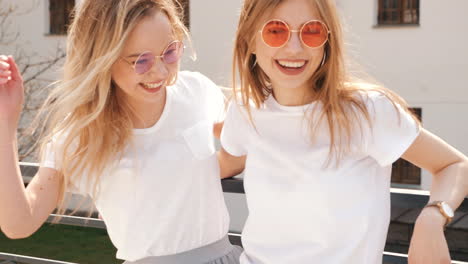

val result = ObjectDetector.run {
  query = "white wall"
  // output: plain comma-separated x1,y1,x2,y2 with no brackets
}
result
181,0,243,87
337,0,468,189
1,1,66,80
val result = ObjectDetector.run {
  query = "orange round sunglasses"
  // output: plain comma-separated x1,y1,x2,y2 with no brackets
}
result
259,19,330,48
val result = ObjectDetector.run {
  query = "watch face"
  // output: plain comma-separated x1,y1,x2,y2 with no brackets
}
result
441,202,455,218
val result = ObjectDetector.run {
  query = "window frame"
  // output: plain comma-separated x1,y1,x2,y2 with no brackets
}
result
377,0,420,26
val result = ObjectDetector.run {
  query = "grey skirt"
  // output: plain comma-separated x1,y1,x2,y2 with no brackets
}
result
123,235,243,264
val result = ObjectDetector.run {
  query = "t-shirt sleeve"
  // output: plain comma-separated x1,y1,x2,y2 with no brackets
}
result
220,101,249,157
40,134,89,196
40,137,61,170
366,93,421,167
194,72,226,123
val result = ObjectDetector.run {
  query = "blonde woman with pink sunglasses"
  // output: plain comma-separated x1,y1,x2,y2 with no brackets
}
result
0,0,242,263
218,0,468,263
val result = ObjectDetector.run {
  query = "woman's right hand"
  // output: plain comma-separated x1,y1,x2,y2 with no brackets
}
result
0,55,24,126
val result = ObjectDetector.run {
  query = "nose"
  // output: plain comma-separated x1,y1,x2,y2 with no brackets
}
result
283,30,304,54
148,57,169,79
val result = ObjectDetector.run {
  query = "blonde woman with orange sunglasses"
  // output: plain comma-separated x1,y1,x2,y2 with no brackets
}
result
218,0,468,263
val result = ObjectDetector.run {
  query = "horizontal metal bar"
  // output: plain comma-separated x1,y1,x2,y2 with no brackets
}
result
46,214,106,229
0,253,77,264
382,251,468,264
221,177,245,193
383,252,408,264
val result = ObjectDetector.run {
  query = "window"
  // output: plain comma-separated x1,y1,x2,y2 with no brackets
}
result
391,108,422,185
178,0,190,29
49,0,75,35
378,0,419,25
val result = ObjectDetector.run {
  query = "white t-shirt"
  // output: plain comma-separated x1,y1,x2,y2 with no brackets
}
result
41,71,230,261
221,91,420,264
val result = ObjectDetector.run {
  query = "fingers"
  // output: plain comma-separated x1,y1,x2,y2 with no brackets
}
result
0,70,12,78
0,55,9,62
0,58,10,73
7,56,22,82
0,55,12,85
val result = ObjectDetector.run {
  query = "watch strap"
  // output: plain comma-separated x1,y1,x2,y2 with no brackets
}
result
424,201,453,226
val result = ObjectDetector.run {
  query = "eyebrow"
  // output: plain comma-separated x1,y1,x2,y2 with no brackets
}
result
126,53,143,58
125,40,177,58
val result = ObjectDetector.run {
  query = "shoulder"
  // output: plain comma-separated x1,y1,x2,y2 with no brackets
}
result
346,83,415,127
344,82,384,100
226,97,255,116
344,82,395,110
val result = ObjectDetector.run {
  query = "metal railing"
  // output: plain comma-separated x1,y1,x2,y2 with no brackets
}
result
1,164,467,264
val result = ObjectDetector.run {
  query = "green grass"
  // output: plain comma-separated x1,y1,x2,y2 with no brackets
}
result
0,223,119,264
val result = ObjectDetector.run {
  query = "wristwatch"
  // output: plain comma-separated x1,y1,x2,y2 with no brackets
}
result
424,201,454,226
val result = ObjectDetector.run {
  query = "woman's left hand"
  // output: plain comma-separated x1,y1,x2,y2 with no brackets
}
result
408,207,451,264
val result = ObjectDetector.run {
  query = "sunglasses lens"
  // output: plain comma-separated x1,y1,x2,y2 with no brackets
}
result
162,42,183,64
301,21,328,48
262,20,290,48
134,52,155,74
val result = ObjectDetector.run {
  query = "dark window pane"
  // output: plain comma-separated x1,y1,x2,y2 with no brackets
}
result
378,0,419,25
383,0,390,9
392,10,400,23
177,0,190,29
49,0,75,35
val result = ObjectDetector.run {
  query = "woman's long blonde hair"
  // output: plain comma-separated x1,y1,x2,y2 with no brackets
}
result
233,0,420,166
36,0,189,215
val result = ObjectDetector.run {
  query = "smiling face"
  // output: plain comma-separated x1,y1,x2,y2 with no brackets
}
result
254,0,326,103
111,10,179,109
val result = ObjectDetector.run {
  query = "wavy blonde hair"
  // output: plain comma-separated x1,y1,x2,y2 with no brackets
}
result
35,0,189,216
233,0,420,166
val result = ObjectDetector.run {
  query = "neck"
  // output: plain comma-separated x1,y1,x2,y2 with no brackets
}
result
271,83,317,106
125,89,167,129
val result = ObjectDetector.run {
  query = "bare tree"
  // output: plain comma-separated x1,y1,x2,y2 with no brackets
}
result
0,0,66,161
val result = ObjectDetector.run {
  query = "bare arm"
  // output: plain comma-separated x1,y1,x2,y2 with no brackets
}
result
217,147,246,179
0,141,61,239
402,128,468,214
0,55,61,239
213,122,223,140
402,128,468,263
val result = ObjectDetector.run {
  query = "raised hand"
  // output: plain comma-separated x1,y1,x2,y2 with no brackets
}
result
0,55,24,127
